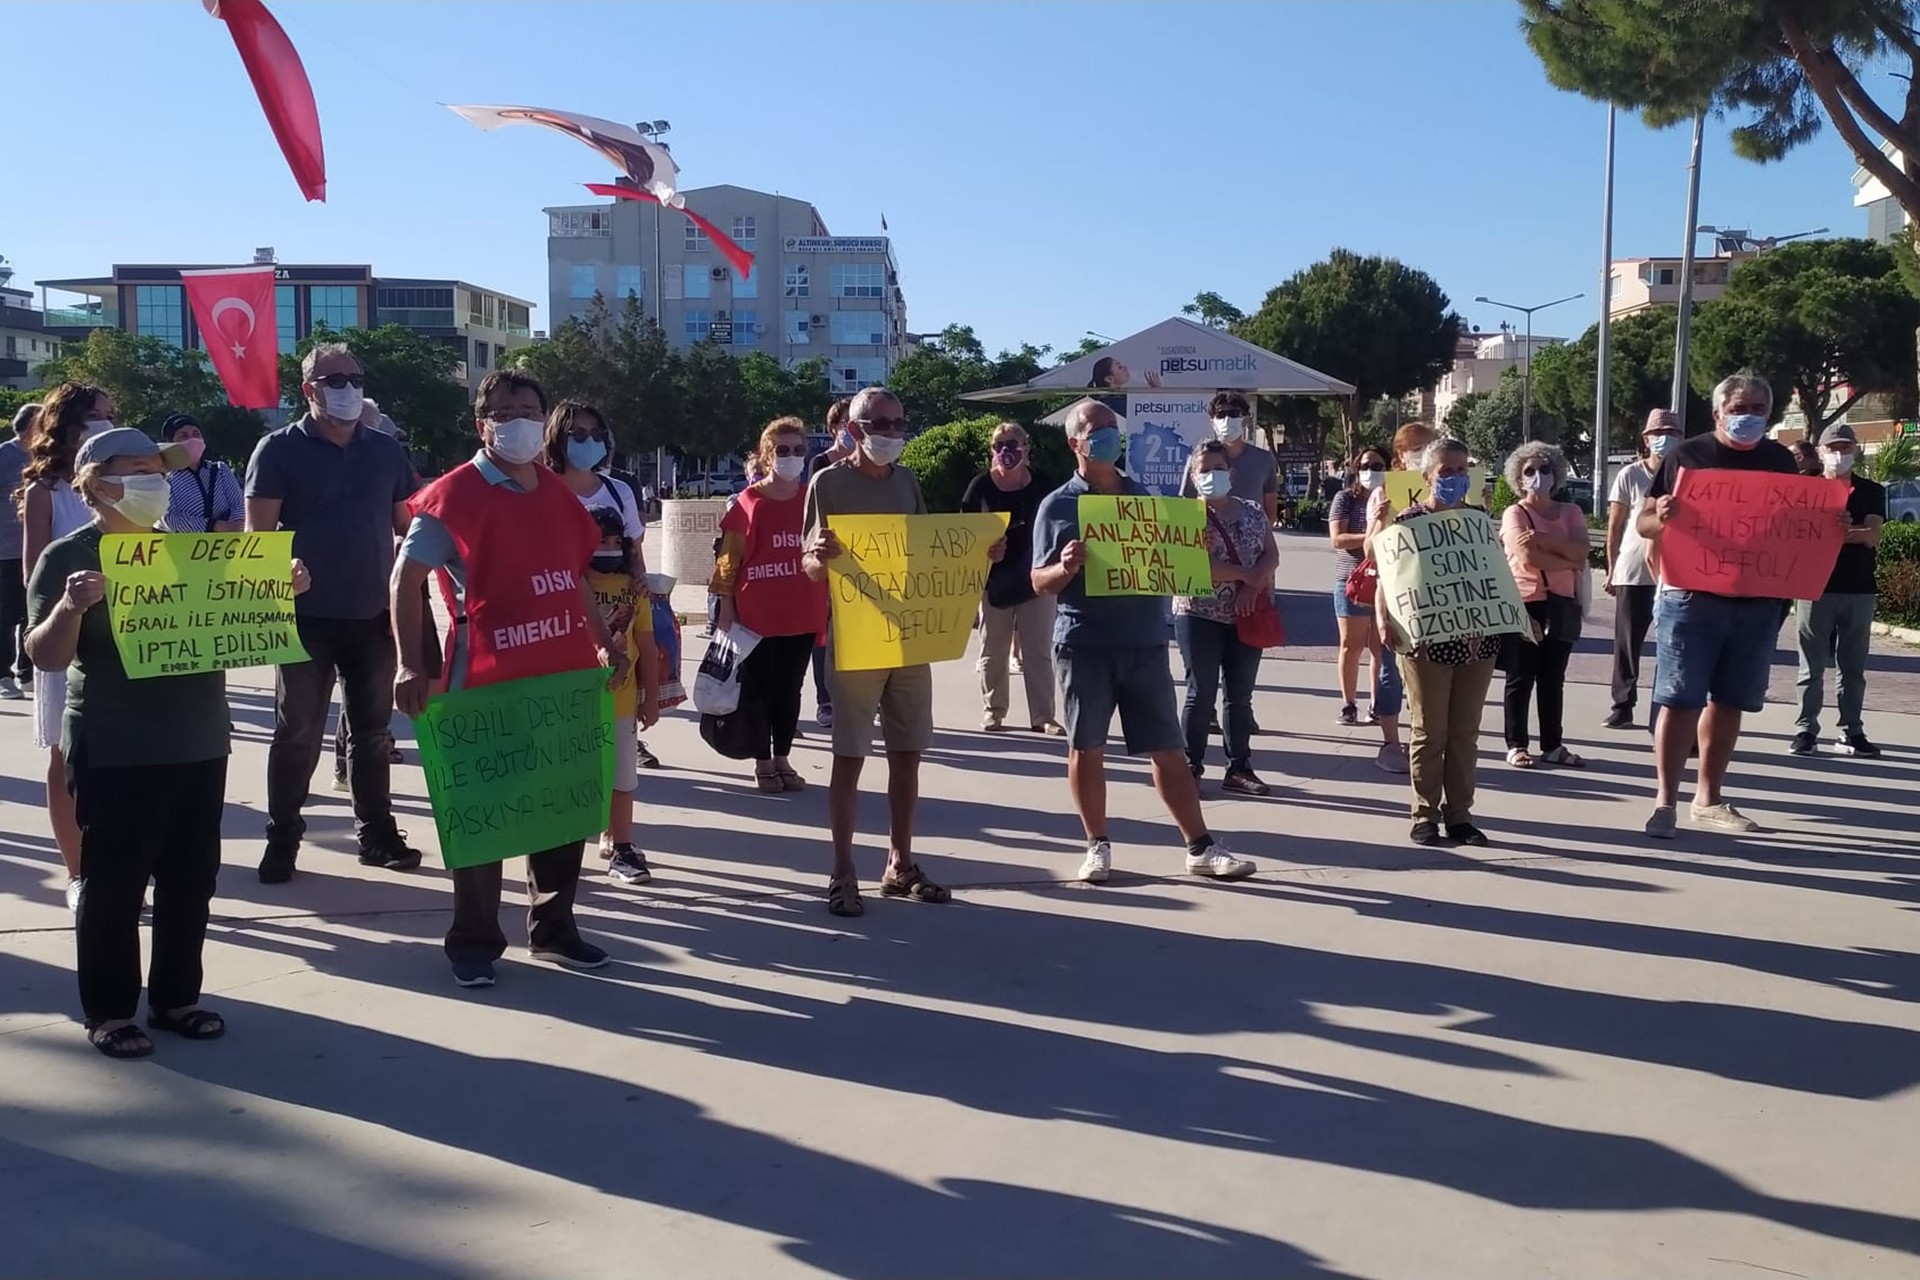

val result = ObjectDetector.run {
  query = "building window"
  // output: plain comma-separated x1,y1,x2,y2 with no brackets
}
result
685,309,711,340
830,311,885,346
1655,267,1676,286
481,294,497,329
311,285,358,331
731,215,757,249
504,301,531,336
616,266,644,299
475,341,490,370
135,284,185,347
784,263,809,298
684,266,712,300
1608,274,1620,298
785,312,810,345
733,310,758,346
831,358,888,394
549,209,611,238
685,220,709,251
732,265,758,300
831,264,885,298
570,265,598,299
278,284,297,353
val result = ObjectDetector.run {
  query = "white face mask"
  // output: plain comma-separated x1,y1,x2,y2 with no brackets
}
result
1824,449,1856,476
1523,471,1555,495
860,434,905,466
772,454,806,481
82,421,115,441
107,473,171,528
488,417,546,465
1193,469,1233,499
1211,416,1245,444
1357,468,1383,491
321,384,365,424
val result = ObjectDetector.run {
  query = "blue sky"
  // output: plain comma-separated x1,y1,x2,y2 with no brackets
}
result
6,1,1874,357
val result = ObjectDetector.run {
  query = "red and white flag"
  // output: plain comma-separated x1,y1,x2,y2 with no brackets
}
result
182,266,280,409
205,0,325,202
450,105,682,208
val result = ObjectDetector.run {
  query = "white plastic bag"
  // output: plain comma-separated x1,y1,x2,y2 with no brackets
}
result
691,624,761,715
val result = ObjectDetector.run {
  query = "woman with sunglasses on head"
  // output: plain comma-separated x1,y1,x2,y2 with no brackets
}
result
16,381,113,911
712,417,828,792
1499,441,1590,770
961,422,1062,735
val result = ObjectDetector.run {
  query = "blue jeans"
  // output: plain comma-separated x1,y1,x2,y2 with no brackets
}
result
1173,613,1261,774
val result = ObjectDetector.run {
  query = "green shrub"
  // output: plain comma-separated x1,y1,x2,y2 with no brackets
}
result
900,414,999,512
1293,499,1328,529
1489,474,1518,517
1876,522,1920,627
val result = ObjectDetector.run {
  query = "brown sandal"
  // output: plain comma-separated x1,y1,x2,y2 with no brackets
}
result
880,863,951,904
776,765,805,792
754,764,782,793
826,874,865,917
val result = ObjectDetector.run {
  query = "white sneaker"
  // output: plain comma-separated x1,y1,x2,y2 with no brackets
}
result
1186,840,1256,880
0,677,21,701
1010,656,1024,674
65,877,82,914
1689,802,1760,833
1078,840,1111,883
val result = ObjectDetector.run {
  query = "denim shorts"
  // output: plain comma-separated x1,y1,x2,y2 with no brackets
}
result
1055,643,1186,755
1652,590,1781,714
1332,579,1366,620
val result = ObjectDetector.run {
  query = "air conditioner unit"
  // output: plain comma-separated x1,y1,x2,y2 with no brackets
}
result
711,267,729,281
716,309,730,320
811,315,825,326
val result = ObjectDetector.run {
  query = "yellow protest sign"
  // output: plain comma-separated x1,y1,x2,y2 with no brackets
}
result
829,512,1009,671
100,532,308,679
1383,466,1488,514
1375,508,1526,648
1080,494,1211,597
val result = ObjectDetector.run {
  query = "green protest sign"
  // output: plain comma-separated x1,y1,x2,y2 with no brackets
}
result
99,532,307,679
1375,507,1527,647
1080,494,1212,597
414,667,615,869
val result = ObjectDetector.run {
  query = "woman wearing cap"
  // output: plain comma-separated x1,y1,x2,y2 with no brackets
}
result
1376,437,1500,847
26,427,310,1057
712,417,829,791
160,413,244,534
15,381,111,912
1500,441,1590,771
961,422,1061,734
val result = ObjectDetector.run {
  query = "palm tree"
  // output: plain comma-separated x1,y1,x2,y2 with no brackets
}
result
1868,434,1919,484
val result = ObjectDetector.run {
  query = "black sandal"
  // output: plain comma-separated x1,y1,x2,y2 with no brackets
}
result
147,1007,226,1040
87,1021,154,1059
826,874,865,918
880,863,951,904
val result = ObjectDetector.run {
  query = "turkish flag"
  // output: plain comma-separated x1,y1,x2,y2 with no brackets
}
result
583,184,756,279
182,266,280,409
206,0,326,202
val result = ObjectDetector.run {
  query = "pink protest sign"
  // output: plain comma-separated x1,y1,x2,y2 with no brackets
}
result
1660,467,1849,599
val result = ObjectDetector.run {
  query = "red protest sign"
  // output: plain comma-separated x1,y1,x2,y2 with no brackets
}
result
1660,467,1849,599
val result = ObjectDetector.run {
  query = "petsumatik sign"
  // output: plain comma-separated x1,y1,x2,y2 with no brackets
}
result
99,532,307,678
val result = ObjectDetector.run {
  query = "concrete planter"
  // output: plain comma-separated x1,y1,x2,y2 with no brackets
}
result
659,497,729,590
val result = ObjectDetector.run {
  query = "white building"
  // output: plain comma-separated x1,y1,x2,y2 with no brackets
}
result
544,183,906,396
0,268,63,391
1431,328,1562,425
1852,138,1912,245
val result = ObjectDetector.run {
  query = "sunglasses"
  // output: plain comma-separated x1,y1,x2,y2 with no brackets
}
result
1521,467,1554,477
312,372,365,389
855,416,905,436
992,442,1024,454
772,444,806,458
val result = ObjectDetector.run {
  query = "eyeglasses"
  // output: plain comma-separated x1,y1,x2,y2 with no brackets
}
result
568,428,611,442
772,444,806,458
1521,467,1554,477
312,373,365,389
480,409,530,425
855,416,905,436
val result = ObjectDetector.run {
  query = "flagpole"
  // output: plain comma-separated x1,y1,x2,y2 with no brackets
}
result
1594,104,1615,501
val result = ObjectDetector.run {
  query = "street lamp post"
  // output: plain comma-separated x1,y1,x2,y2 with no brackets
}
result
1474,292,1585,442
635,119,672,327
1670,111,1705,430
1595,104,1616,499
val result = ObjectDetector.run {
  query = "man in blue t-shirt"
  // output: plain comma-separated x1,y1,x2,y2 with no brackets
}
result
1031,400,1255,885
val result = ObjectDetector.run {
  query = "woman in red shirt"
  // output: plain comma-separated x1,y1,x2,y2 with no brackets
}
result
712,417,829,793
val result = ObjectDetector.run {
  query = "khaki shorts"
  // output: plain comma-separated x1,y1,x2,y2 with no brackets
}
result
827,663,935,758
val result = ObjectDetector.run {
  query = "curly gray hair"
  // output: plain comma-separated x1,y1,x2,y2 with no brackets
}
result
1504,440,1567,495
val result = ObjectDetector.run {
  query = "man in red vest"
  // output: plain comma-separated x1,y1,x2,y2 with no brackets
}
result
392,370,630,989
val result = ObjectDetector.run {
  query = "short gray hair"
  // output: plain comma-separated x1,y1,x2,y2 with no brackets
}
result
301,341,358,382
1504,440,1566,493
1712,371,1771,416
1066,399,1117,437
1415,436,1471,479
10,403,38,437
848,386,900,423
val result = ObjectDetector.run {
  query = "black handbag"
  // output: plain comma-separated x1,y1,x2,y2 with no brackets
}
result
699,702,768,760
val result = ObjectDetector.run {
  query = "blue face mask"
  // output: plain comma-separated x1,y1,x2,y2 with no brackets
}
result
567,437,608,471
1433,474,1473,506
1083,426,1124,465
1724,413,1768,446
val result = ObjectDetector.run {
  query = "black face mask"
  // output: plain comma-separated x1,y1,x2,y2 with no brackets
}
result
590,553,625,575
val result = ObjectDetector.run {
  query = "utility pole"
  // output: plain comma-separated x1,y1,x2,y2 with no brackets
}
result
1594,104,1615,496
1670,111,1705,431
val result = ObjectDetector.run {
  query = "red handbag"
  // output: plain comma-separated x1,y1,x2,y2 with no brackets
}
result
1344,557,1378,608
1207,507,1286,649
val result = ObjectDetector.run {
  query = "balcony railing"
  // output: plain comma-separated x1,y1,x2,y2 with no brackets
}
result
43,308,112,328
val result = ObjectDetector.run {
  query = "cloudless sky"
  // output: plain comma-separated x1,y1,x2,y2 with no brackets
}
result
4,1,1875,358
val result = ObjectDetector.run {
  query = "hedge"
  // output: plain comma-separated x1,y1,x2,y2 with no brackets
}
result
1877,521,1920,627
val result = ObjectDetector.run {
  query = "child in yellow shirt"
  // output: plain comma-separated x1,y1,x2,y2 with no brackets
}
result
587,509,660,884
